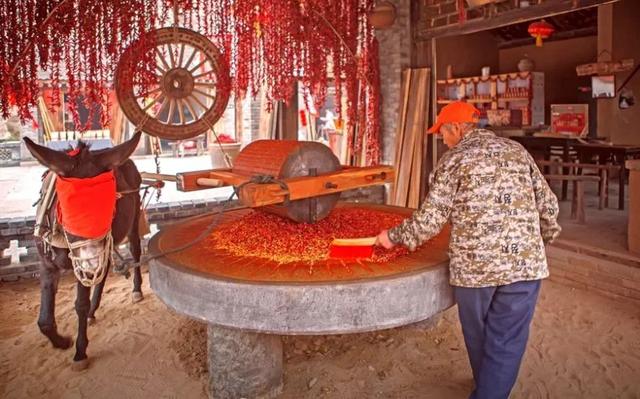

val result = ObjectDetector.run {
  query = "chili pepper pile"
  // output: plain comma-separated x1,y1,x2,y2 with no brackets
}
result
206,208,409,264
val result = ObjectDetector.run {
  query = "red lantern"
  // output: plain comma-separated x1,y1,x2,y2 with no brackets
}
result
528,20,555,47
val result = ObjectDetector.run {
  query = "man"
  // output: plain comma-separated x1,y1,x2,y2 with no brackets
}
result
376,101,561,399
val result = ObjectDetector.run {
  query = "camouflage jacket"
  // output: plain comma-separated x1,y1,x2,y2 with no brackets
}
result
388,129,561,288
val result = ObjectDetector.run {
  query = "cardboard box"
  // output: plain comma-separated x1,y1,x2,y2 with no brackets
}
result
550,104,589,137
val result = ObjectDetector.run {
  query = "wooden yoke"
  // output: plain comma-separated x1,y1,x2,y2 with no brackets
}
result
173,165,395,208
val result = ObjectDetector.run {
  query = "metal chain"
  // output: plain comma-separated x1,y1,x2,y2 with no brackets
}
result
202,116,233,168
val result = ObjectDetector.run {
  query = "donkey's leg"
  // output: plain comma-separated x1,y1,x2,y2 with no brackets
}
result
129,215,144,303
87,264,110,324
72,281,91,370
37,253,73,350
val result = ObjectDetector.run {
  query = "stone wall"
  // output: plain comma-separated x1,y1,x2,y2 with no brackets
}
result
376,0,412,165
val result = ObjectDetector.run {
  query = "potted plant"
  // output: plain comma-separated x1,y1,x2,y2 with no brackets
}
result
209,133,242,169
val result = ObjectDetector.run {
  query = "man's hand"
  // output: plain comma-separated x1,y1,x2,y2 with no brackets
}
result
375,230,395,249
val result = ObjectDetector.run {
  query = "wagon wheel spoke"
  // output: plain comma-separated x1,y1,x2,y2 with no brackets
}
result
182,47,199,69
184,96,199,122
177,43,186,69
178,99,186,125
141,93,164,113
155,48,171,71
167,99,176,124
167,44,176,68
194,82,218,89
136,87,162,99
192,70,217,80
189,94,209,113
193,88,217,101
152,97,169,119
156,64,166,74
189,58,208,74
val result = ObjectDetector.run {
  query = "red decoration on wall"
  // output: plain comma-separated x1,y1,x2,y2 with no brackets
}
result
299,110,307,127
528,20,555,47
0,0,381,164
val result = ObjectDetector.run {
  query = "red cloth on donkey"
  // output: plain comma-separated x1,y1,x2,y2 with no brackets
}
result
55,170,117,238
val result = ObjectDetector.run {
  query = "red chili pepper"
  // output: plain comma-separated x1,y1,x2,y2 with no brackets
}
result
206,208,409,265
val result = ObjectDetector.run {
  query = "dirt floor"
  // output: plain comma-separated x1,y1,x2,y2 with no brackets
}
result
1,270,639,399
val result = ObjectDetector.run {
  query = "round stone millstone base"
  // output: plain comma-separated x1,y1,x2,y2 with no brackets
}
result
207,325,283,399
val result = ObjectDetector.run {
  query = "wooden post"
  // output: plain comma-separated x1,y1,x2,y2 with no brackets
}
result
576,180,586,224
280,85,298,141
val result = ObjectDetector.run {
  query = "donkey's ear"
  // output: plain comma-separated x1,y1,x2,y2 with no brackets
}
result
23,137,75,176
94,132,142,169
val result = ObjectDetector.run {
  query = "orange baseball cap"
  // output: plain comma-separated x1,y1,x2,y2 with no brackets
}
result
428,101,480,134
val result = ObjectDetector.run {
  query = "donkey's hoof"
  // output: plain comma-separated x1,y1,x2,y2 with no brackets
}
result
132,292,144,303
71,358,90,372
53,336,73,350
87,316,96,326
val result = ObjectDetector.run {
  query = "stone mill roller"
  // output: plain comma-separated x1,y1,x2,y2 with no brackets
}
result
168,139,395,223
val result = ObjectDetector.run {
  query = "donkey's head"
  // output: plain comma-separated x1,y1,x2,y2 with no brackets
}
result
24,132,141,286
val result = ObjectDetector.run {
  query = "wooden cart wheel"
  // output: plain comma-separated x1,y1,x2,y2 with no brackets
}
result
115,27,231,140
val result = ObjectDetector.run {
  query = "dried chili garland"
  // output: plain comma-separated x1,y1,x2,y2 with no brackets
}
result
206,208,409,264
1,0,381,164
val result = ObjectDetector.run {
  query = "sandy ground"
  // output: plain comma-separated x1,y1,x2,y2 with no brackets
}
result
1,271,639,399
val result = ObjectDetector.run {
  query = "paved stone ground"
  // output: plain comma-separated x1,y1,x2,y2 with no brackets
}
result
0,155,234,218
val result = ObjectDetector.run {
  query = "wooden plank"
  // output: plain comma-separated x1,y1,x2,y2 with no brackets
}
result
176,169,237,191
239,166,395,208
394,68,430,208
537,160,620,170
408,70,429,209
196,178,224,187
393,69,423,206
393,69,411,172
391,69,411,205
412,69,430,208
140,172,177,182
544,174,600,182
417,0,619,40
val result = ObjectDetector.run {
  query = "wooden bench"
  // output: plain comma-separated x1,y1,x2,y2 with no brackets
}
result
543,174,600,224
537,160,620,210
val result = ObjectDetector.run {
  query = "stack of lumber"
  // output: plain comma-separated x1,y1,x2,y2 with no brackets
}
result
391,68,431,209
37,96,57,142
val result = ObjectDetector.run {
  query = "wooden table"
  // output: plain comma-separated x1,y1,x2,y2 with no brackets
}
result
510,135,580,200
574,143,640,210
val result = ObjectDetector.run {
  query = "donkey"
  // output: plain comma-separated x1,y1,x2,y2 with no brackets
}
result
24,132,144,370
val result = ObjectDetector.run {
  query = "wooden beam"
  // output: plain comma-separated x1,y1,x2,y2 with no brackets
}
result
497,26,598,49
417,0,619,40
239,166,395,208
176,169,236,191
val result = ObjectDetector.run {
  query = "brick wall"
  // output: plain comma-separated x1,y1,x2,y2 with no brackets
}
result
376,0,411,165
547,242,640,303
0,199,235,282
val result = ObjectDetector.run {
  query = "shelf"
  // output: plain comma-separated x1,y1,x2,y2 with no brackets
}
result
498,97,530,101
437,98,493,104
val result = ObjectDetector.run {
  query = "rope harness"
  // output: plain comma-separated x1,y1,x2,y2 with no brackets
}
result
112,174,290,277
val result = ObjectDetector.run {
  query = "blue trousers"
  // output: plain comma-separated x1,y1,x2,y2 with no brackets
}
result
453,279,541,399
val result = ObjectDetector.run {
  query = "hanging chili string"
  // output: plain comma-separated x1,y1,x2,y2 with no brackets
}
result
1,0,380,164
